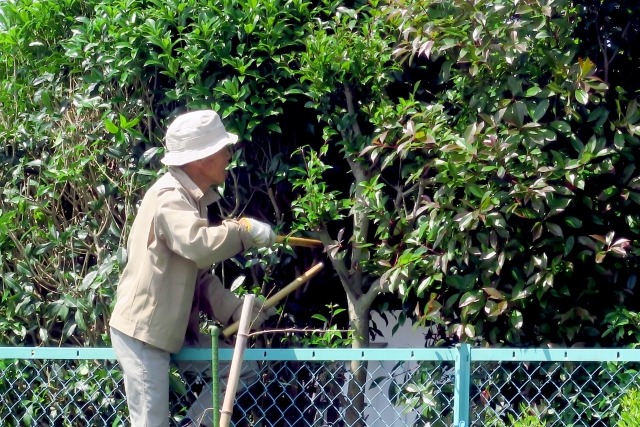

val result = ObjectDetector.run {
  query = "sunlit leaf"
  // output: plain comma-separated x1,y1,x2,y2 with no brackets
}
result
575,89,589,105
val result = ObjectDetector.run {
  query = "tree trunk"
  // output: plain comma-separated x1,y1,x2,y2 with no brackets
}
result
343,295,371,427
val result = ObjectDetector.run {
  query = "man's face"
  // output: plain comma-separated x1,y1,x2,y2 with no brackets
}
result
198,146,232,186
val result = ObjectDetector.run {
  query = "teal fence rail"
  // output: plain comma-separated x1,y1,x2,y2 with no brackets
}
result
0,345,639,426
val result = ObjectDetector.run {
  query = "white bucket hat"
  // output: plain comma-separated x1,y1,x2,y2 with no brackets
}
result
161,110,238,166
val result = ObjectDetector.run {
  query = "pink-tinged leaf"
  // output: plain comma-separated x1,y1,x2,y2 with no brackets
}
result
487,300,508,317
496,301,509,316
454,324,464,339
605,230,615,245
440,143,462,152
459,290,482,308
609,247,628,257
370,148,380,164
360,145,378,156
404,120,415,136
464,324,475,338
483,287,506,300
425,299,442,317
418,40,434,59
574,307,593,322
612,238,631,248
392,47,406,58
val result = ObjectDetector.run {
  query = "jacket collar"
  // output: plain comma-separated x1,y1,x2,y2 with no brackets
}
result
168,166,220,206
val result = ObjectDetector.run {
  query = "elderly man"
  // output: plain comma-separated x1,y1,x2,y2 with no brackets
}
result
110,110,275,427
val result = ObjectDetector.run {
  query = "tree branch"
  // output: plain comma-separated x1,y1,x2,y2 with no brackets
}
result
317,227,357,299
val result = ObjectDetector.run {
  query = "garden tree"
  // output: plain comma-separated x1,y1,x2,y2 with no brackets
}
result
291,0,640,352
290,5,402,425
288,0,640,423
371,0,640,347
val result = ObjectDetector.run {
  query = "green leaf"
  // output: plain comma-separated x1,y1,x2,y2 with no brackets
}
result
614,131,625,149
525,86,541,97
267,123,282,133
140,146,161,165
311,314,328,322
551,121,572,134
104,119,119,134
532,99,549,122
564,216,582,228
438,60,452,83
510,310,523,329
532,222,543,241
513,101,526,127
545,222,563,237
575,89,589,105
463,323,475,338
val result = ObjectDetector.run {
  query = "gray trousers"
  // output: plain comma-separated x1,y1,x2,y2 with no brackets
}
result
111,327,259,427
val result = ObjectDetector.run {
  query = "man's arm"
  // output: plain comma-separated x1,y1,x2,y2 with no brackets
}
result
155,191,254,268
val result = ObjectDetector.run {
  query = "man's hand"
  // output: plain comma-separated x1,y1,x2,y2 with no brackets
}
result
232,297,277,330
239,217,276,247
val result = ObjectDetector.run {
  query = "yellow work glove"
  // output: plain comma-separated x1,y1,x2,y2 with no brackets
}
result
239,217,276,247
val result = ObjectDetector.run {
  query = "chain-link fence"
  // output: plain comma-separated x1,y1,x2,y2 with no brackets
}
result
0,346,638,426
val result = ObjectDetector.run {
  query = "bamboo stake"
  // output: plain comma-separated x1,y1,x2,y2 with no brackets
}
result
222,262,324,338
219,295,255,427
275,235,323,248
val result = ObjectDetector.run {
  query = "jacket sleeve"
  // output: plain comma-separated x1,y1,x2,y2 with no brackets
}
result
155,190,254,268
197,270,243,325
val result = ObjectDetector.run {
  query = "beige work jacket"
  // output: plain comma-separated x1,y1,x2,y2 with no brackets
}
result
109,167,254,353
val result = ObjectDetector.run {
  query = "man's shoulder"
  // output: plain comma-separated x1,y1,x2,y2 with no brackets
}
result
148,173,194,208
135,174,186,211
150,172,182,195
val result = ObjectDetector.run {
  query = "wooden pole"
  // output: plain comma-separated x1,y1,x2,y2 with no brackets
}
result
222,262,324,338
219,295,255,427
275,235,323,248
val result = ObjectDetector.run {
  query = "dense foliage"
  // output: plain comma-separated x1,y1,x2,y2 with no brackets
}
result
1,0,639,424
0,0,339,347
1,0,639,352
375,0,640,348
618,387,640,427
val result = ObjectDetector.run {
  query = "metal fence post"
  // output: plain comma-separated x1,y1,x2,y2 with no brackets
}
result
211,326,220,427
453,343,471,427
